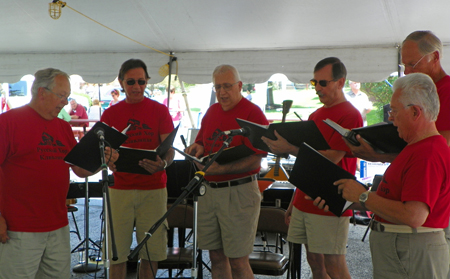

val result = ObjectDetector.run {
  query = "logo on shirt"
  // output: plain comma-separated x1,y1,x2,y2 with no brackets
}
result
39,132,64,147
124,118,155,144
37,132,68,160
127,119,152,131
207,128,227,142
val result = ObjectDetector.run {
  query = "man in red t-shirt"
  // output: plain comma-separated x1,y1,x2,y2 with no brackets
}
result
316,73,450,278
101,59,175,279
69,98,89,127
345,30,450,271
185,64,268,278
349,30,450,161
262,57,362,279
0,68,113,278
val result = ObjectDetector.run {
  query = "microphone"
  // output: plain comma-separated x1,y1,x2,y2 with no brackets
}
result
95,128,105,141
222,127,250,137
180,135,188,149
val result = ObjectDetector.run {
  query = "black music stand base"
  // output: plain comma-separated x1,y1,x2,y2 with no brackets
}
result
73,262,101,273
71,242,102,274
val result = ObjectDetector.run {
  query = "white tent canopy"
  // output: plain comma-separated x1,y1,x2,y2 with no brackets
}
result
2,0,450,84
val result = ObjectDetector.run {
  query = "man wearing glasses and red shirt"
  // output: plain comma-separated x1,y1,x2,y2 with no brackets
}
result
262,57,362,279
185,64,268,278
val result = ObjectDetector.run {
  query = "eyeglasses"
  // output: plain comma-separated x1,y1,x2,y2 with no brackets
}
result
310,79,336,87
212,81,239,92
44,87,69,101
400,54,428,69
388,104,416,117
126,79,146,86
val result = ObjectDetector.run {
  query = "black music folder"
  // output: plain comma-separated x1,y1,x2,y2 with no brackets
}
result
236,118,330,153
288,142,358,217
65,122,128,173
173,144,255,165
114,124,179,175
323,119,407,154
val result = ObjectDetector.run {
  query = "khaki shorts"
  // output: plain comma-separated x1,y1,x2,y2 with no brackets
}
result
108,188,168,264
287,207,349,255
370,230,449,279
0,226,70,279
198,179,261,258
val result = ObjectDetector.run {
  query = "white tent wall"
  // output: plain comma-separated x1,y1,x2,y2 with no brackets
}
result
1,0,450,84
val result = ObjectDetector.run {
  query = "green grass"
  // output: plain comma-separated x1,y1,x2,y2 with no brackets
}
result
366,109,384,125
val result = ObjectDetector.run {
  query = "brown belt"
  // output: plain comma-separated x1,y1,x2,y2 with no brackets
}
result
371,221,443,234
208,175,257,188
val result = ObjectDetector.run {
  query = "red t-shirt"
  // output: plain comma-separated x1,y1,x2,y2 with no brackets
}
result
101,98,174,190
195,98,269,182
435,75,450,132
0,105,77,232
374,135,450,228
293,101,363,217
70,104,88,127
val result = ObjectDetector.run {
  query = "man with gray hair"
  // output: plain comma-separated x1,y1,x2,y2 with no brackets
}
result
0,68,116,278
185,64,269,278
349,30,450,160
315,73,450,278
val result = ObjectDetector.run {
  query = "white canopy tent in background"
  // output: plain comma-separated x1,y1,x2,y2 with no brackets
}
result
1,0,450,85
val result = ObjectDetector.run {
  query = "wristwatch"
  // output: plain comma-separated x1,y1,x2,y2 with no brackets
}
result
359,191,371,209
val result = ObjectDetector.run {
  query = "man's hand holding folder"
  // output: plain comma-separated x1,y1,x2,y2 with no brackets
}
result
323,118,406,163
308,179,369,213
288,143,370,217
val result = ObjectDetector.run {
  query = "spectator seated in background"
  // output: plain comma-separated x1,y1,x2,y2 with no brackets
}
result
69,98,88,127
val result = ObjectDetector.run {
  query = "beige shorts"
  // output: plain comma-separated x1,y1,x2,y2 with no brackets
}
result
0,226,71,279
198,179,261,258
108,188,168,264
370,230,449,279
287,207,350,255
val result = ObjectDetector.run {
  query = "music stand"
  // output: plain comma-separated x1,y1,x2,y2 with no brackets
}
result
69,120,102,273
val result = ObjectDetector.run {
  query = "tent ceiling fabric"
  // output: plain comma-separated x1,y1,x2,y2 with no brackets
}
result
1,0,450,84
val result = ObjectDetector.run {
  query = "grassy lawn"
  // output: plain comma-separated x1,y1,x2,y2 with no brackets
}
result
366,109,384,125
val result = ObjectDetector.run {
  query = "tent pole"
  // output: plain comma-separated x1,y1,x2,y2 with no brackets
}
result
397,45,402,77
178,79,195,128
166,52,175,108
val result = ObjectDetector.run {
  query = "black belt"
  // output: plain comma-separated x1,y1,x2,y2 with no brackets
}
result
208,175,257,188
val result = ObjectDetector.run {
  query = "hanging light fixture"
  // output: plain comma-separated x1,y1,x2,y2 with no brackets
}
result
49,0,66,20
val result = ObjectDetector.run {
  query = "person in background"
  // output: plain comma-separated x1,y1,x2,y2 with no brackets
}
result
314,73,450,278
163,87,183,127
0,68,117,278
345,80,372,126
101,58,174,279
185,64,268,279
57,106,71,122
262,57,362,279
69,98,88,127
87,99,103,127
109,89,121,107
245,90,252,102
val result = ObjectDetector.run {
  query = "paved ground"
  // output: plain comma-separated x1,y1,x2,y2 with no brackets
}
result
68,198,373,279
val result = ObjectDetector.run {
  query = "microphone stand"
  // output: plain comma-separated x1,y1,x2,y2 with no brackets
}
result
98,136,118,279
128,135,235,279
72,125,102,273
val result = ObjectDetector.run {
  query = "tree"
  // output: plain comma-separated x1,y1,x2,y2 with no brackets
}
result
361,75,398,121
